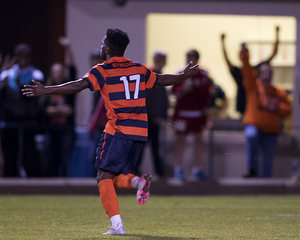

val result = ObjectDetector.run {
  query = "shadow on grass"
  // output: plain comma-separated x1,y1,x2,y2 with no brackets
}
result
125,235,203,239
77,234,206,239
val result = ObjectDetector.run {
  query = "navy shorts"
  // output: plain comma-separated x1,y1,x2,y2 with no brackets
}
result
95,133,145,175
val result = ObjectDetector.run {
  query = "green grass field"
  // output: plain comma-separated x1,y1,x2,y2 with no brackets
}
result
0,195,300,239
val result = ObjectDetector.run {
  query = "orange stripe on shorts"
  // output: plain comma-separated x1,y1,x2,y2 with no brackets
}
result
99,132,107,160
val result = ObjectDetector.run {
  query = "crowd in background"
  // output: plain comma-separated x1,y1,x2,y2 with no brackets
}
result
0,26,292,179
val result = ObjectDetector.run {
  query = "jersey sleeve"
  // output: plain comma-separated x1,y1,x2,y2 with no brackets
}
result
144,65,158,89
82,65,105,91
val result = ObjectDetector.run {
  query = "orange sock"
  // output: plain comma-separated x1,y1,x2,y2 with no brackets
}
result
98,179,119,218
113,173,136,189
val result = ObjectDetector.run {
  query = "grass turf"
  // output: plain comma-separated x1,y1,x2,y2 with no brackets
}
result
0,195,300,239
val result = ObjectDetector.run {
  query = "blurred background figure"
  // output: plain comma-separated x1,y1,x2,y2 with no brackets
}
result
89,48,105,112
207,76,228,124
0,53,16,177
134,50,169,178
220,26,280,117
69,48,105,178
40,37,76,177
86,48,106,177
87,93,107,178
240,45,291,178
171,50,210,181
0,43,44,177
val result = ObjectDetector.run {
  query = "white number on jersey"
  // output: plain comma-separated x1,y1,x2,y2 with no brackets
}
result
120,74,140,100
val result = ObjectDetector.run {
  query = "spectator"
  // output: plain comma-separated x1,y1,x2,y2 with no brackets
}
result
134,50,169,177
41,37,76,176
171,50,210,181
208,77,228,121
0,53,15,177
240,46,291,178
0,43,44,177
221,26,280,116
87,48,106,177
90,48,105,112
87,94,107,177
0,53,16,73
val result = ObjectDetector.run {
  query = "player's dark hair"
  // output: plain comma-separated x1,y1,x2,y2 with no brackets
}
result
187,49,200,61
105,28,130,56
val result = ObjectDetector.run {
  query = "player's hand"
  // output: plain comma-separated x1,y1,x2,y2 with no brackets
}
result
22,80,46,97
182,62,198,79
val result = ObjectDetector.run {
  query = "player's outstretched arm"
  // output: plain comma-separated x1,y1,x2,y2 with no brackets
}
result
156,62,198,86
22,79,89,97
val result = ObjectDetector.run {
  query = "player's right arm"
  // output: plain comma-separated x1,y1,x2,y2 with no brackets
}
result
221,33,234,72
22,78,89,97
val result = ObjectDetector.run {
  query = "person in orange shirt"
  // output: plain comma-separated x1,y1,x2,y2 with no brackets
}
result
22,28,199,235
240,45,291,178
221,26,280,116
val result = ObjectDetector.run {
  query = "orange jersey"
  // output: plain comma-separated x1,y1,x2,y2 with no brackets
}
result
83,56,158,141
241,51,291,134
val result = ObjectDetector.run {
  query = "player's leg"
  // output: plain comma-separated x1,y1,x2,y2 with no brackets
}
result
174,132,186,180
97,169,126,235
192,131,206,180
112,171,152,205
113,173,136,189
126,141,152,205
111,139,144,192
261,133,277,178
244,125,259,177
95,133,129,235
191,117,207,180
149,121,165,177
113,172,152,205
173,118,188,180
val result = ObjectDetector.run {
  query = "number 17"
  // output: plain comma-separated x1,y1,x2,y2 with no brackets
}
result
120,74,140,100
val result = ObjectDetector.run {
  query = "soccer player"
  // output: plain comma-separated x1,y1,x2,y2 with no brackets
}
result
172,50,210,181
22,28,198,235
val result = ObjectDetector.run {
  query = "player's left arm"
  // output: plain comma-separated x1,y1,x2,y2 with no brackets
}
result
156,62,198,86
